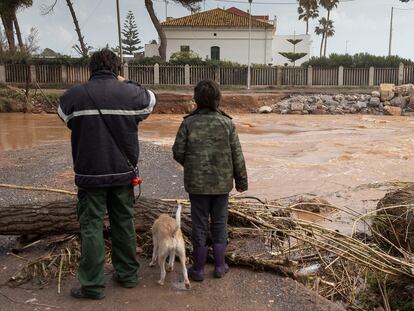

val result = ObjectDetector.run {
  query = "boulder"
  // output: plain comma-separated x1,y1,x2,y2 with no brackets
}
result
258,106,272,114
290,102,304,111
407,96,414,110
371,91,380,98
356,101,367,110
380,83,395,92
332,94,344,102
368,97,381,107
390,95,405,108
380,90,395,102
393,84,414,96
383,106,402,116
316,100,324,109
320,95,332,102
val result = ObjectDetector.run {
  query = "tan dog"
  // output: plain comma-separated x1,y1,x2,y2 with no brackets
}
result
149,204,190,289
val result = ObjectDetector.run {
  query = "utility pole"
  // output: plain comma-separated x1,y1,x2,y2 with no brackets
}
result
345,40,349,54
165,0,168,21
247,0,252,90
116,0,123,64
388,6,394,56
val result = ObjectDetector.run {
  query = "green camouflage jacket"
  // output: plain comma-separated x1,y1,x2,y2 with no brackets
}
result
172,108,248,195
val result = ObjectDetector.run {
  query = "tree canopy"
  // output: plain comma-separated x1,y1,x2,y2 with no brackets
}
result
122,11,143,55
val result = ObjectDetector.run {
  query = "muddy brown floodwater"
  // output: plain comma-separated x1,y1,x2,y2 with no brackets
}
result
1,113,414,234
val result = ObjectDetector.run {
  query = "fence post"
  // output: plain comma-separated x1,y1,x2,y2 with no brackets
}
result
123,63,129,80
276,66,282,86
398,62,404,85
154,63,160,85
61,65,68,84
214,66,220,84
369,66,375,86
307,66,313,86
0,64,5,83
30,65,36,83
184,64,190,85
338,66,344,86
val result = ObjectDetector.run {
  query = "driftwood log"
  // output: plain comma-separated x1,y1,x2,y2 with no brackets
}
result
0,197,190,236
0,196,295,277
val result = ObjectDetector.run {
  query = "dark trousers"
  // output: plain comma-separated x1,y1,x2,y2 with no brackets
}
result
189,193,229,248
77,185,139,297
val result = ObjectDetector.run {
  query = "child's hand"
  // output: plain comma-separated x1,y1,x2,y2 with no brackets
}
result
117,75,126,81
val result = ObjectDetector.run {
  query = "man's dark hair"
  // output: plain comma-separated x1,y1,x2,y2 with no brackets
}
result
89,49,121,75
194,79,221,110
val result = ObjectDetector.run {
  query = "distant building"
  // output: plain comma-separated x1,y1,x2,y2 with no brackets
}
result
38,48,60,59
160,8,275,65
145,7,311,66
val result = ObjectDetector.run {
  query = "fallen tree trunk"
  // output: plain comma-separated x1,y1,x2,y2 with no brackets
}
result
0,197,191,236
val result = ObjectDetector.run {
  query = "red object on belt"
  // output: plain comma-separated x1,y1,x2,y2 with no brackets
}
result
131,176,142,186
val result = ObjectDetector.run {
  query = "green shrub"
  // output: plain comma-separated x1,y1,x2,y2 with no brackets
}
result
302,53,414,68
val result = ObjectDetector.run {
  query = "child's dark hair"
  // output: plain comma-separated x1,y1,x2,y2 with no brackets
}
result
194,80,221,110
89,49,121,75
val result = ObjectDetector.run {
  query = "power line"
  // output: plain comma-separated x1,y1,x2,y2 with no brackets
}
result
213,0,355,5
394,7,414,11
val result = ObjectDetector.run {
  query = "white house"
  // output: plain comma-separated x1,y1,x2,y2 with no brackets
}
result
145,7,311,66
159,8,275,65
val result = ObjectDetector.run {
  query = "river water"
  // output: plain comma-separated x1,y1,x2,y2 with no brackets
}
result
1,113,414,232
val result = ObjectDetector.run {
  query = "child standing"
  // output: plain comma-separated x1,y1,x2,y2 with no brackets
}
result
172,80,248,281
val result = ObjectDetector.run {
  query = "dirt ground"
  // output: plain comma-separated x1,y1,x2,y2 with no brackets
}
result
0,142,345,311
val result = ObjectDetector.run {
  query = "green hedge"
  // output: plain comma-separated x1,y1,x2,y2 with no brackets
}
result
0,51,89,65
302,53,414,68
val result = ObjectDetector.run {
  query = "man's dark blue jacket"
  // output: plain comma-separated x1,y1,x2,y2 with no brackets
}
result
58,70,156,188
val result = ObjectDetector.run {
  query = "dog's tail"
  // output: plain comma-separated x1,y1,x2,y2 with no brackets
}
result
172,203,182,236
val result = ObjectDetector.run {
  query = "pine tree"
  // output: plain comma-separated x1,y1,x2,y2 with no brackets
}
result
121,10,142,56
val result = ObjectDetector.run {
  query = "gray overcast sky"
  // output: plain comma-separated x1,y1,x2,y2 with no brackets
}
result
15,0,414,59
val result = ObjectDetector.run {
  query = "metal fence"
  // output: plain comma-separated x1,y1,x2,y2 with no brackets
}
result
5,64,30,83
282,67,308,85
374,68,399,85
344,68,370,86
403,66,414,84
128,65,154,85
36,65,62,84
313,67,339,86
1,63,412,87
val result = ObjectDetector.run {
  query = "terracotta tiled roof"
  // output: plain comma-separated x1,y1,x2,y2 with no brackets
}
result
226,7,269,21
161,8,274,29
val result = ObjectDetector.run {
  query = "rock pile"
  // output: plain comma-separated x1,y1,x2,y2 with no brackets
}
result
258,84,414,116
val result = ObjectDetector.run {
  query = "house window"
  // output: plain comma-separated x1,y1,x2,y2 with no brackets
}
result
180,45,190,52
211,46,220,61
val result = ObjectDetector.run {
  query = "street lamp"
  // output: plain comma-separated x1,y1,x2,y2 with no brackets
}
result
247,0,252,90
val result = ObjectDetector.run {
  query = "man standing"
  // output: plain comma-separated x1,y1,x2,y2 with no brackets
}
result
58,49,156,299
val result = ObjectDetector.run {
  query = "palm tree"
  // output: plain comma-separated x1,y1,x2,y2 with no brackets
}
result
319,0,339,56
315,17,334,57
297,0,319,35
